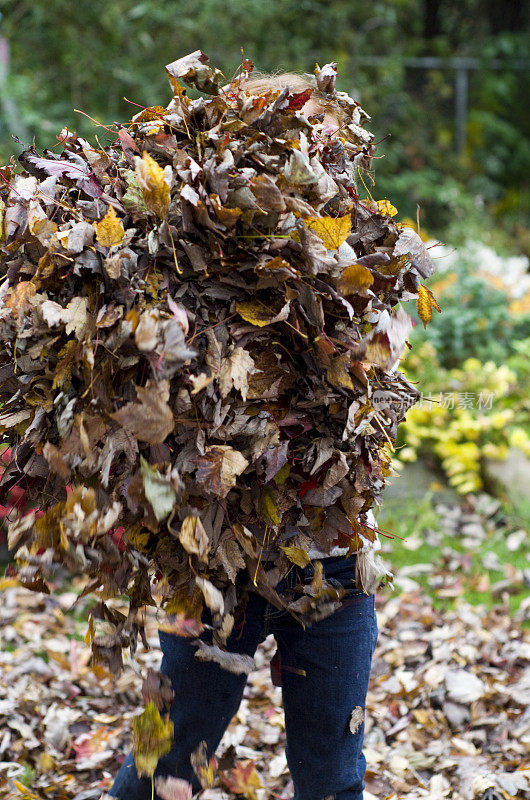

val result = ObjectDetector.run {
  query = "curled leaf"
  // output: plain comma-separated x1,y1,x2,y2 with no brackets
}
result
134,151,170,217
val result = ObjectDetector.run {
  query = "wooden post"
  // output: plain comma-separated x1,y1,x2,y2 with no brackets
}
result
454,66,469,156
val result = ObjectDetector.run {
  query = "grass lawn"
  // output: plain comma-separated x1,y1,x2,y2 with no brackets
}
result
376,483,530,625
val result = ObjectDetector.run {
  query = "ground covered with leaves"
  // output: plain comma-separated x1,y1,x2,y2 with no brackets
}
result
1,496,529,800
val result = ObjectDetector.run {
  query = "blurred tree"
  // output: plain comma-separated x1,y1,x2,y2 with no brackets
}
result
0,0,528,241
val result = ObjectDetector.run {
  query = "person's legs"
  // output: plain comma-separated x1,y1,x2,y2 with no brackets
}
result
109,590,267,799
272,556,378,800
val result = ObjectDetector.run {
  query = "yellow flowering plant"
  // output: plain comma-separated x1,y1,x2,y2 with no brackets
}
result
393,341,530,494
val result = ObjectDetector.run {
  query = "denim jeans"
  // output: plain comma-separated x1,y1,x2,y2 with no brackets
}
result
109,555,379,800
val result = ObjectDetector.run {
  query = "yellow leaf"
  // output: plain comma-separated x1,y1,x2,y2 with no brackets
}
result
126,526,152,551
132,105,167,123
0,196,5,242
164,584,204,619
376,198,398,217
339,263,374,294
12,780,38,798
93,206,125,247
191,741,217,789
179,515,209,561
0,576,20,590
273,463,291,486
39,751,55,771
326,353,354,391
259,487,280,526
305,214,352,249
417,283,441,327
224,762,262,800
84,614,95,646
132,701,174,778
5,281,37,322
235,299,289,327
280,545,310,568
53,340,77,390
134,151,170,218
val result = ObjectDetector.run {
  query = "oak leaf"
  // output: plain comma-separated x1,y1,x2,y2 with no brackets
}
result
5,281,36,321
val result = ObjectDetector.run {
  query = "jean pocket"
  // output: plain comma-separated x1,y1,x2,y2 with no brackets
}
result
321,556,366,597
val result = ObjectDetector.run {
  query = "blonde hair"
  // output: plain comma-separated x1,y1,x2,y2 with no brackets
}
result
242,71,346,125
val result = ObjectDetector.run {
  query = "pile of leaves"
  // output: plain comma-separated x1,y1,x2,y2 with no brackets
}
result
0,51,439,677
1,566,529,799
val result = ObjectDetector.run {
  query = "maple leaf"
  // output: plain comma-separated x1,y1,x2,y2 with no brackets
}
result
111,380,175,444
195,446,249,498
64,296,88,338
134,151,170,218
219,347,257,401
5,281,36,321
132,701,174,778
305,214,352,250
223,761,262,800
417,283,442,327
326,353,355,391
166,50,224,95
93,206,125,247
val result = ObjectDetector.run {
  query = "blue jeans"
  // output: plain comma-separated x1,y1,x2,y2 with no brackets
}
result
109,555,379,800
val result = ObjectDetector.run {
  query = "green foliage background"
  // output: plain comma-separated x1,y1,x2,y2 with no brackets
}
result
0,0,529,246
0,0,529,508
